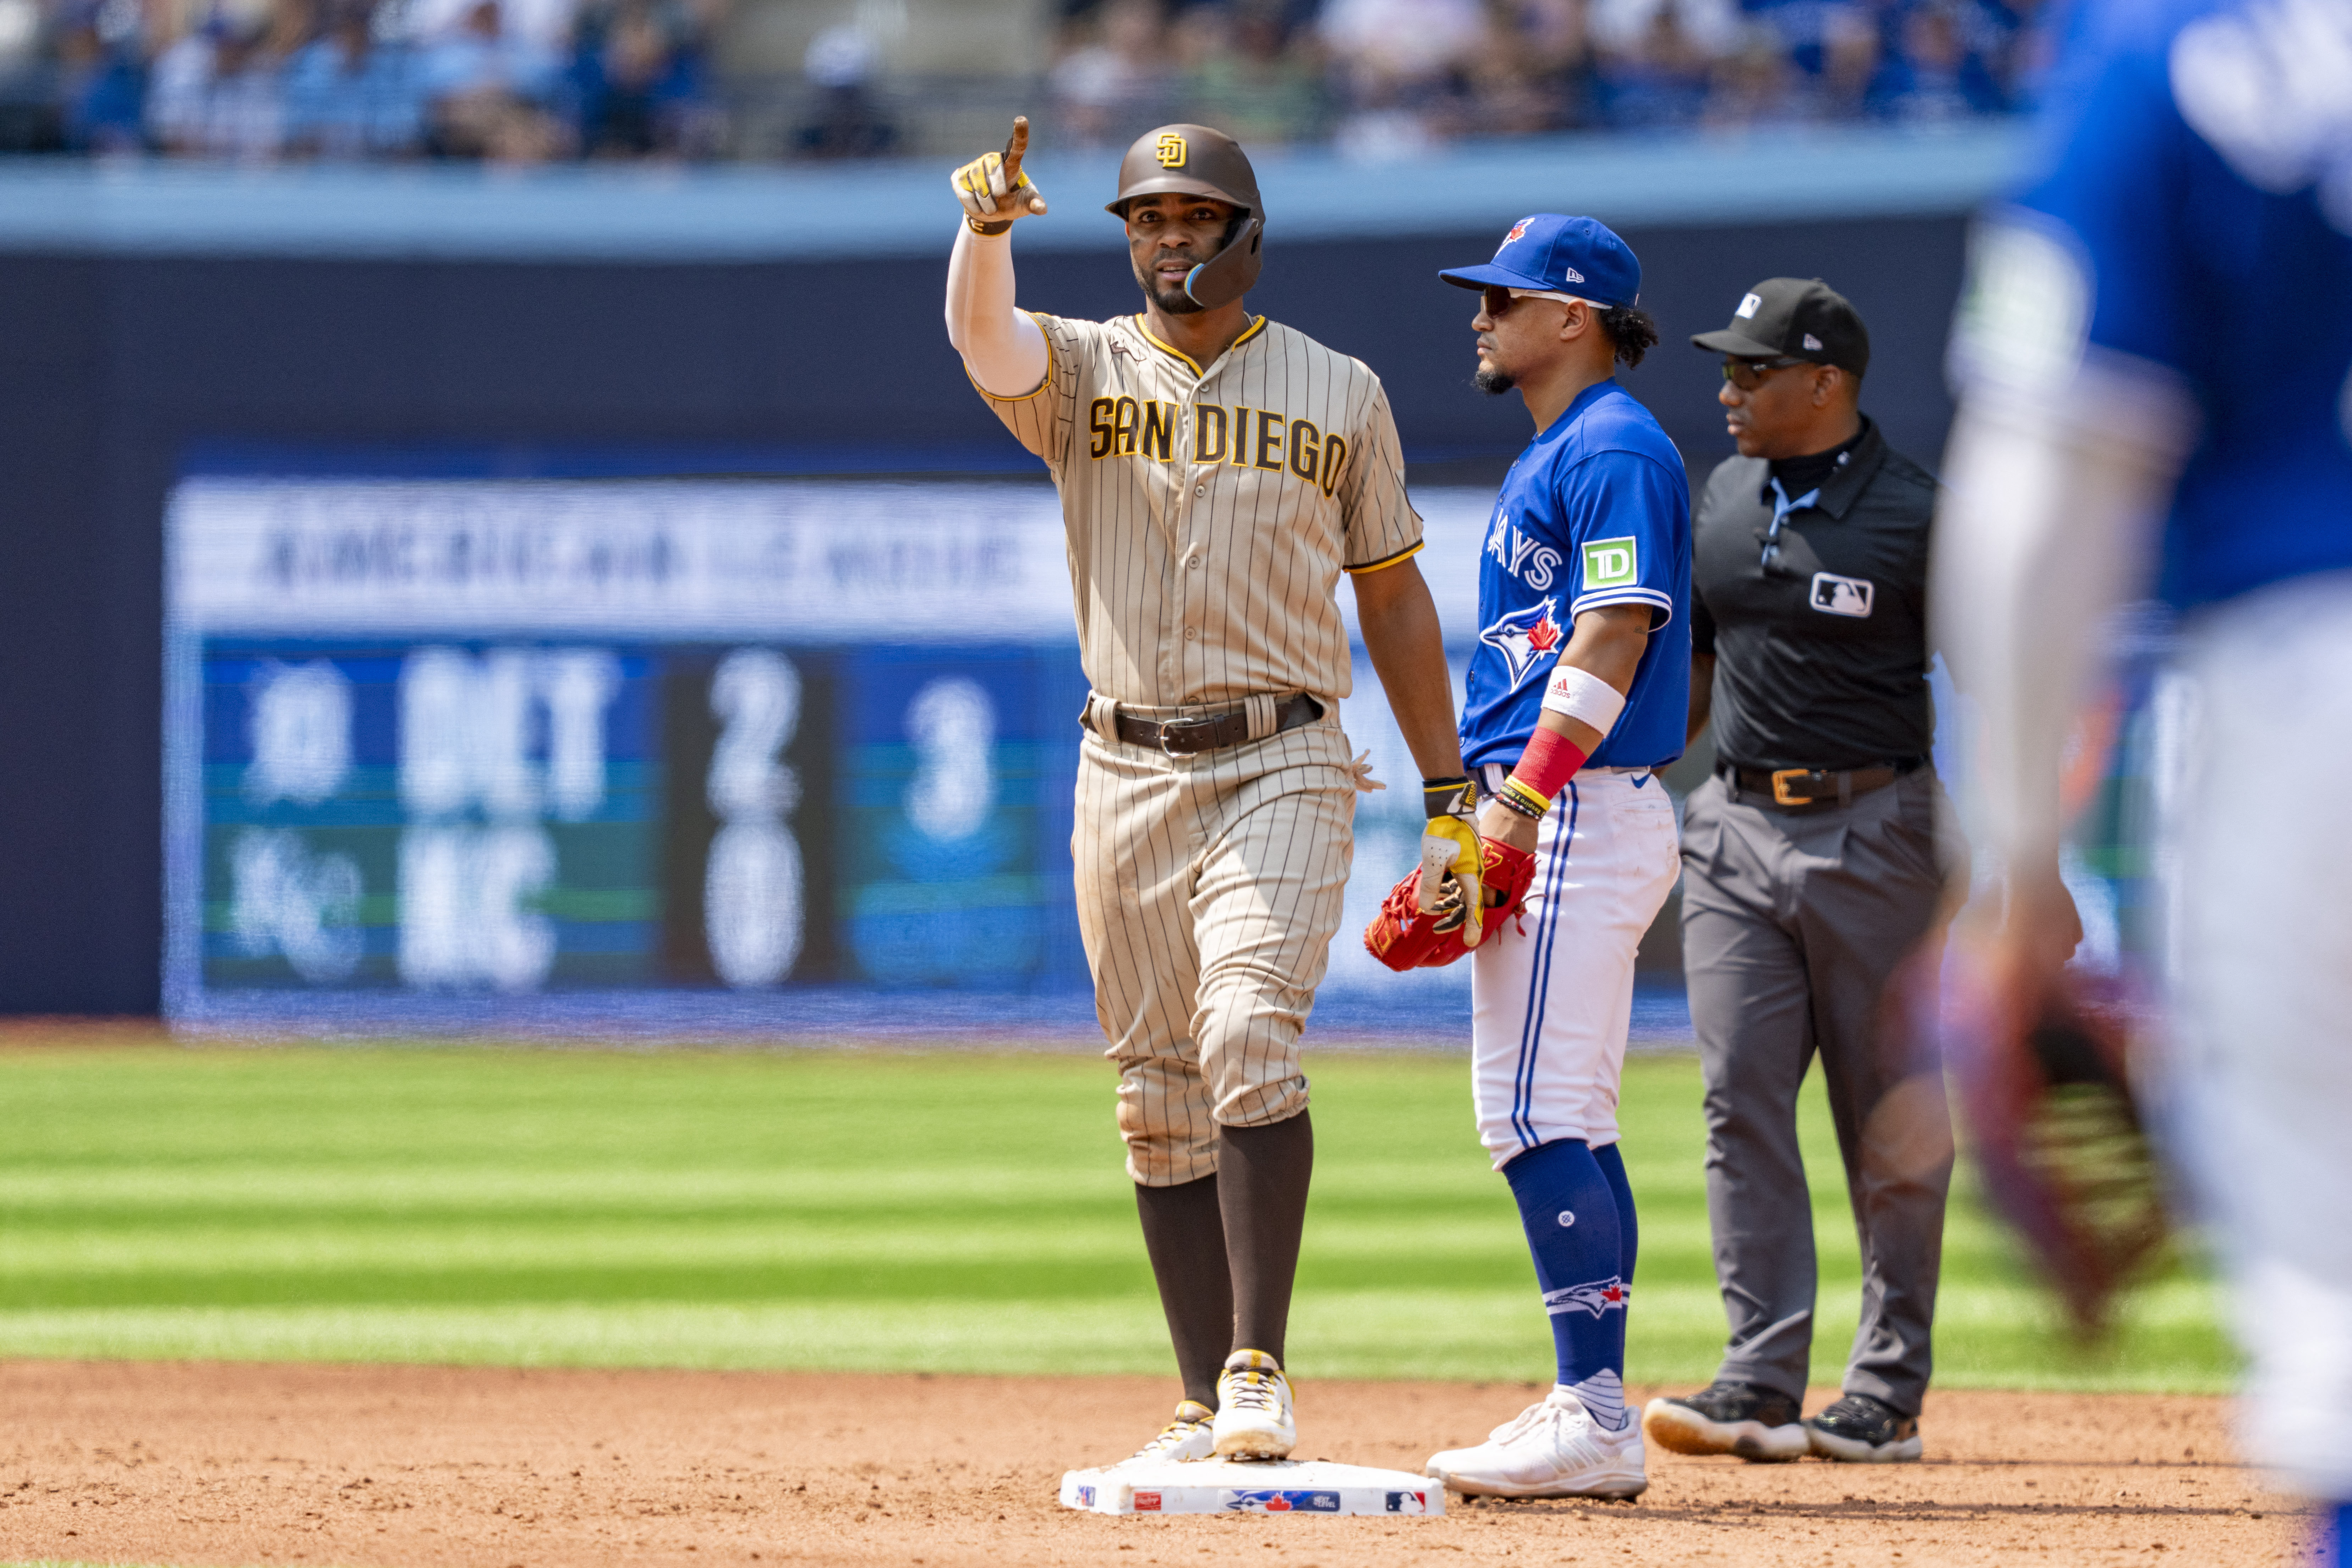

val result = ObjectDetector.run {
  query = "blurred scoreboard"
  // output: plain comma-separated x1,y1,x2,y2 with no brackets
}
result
163,477,1098,1028
164,474,1495,1032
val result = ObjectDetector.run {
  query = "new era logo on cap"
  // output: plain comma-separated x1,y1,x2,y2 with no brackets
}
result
1803,333,1823,350
1562,266,1585,284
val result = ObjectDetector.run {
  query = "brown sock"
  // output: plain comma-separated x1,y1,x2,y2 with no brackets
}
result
1133,1174,1233,1408
1217,1109,1314,1368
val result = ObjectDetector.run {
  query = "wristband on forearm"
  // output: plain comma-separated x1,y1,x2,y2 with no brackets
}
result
1505,665,1625,815
1422,775,1476,821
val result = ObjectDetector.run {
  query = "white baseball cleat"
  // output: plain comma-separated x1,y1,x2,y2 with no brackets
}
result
1425,1388,1649,1500
1213,1349,1296,1460
1112,1400,1218,1468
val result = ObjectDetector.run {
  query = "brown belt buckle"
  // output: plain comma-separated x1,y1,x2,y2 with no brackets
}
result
1770,768,1817,806
1158,715,1219,756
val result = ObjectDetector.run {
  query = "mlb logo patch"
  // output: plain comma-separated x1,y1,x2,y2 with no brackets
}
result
1736,292,1762,318
1582,537,1639,590
1810,572,1874,617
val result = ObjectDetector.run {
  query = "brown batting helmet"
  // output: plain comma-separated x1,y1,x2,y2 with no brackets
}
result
1106,124,1264,309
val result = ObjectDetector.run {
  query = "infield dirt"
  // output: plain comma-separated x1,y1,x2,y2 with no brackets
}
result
0,1361,2303,1567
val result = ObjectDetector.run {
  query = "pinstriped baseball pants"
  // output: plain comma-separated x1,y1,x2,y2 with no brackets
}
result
1073,714,1357,1187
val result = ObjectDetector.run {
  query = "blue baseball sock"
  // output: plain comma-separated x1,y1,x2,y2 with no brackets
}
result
2320,1500,2349,1568
1502,1137,1633,1430
1593,1140,1638,1285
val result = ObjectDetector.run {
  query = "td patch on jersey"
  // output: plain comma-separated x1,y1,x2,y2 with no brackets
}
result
1478,598,1567,683
1582,537,1639,591
1810,571,1875,618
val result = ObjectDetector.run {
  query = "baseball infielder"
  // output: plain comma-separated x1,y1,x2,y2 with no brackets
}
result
1935,0,2352,1560
1370,215,1691,1500
944,120,1475,1465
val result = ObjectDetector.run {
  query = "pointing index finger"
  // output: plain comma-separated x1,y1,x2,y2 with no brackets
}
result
1002,116,1030,184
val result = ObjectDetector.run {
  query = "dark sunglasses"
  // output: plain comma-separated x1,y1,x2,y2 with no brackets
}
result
1481,285,1575,320
1721,356,1808,390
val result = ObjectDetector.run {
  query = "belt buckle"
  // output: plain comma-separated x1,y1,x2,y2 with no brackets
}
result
1770,768,1817,806
1159,715,1218,756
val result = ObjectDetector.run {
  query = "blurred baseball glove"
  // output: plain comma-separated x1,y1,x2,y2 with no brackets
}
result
1363,838,1538,972
951,116,1049,232
1944,955,2169,1335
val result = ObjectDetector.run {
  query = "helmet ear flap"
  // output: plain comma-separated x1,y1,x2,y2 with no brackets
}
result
1181,216,1263,309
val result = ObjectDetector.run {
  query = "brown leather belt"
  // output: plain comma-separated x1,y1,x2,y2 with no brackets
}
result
1113,694,1323,756
1724,757,1924,808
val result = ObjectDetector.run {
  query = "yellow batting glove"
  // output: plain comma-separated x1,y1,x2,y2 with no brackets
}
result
1421,776,1485,948
950,116,1048,231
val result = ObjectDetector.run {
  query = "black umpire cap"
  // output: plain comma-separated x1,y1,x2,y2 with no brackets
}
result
1691,277,1870,378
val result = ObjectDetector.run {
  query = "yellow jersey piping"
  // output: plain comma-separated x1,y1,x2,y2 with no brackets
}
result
970,311,1054,403
1133,313,1267,377
1344,540,1426,576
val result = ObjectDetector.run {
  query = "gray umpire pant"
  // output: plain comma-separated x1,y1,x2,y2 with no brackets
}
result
1678,767,1959,1417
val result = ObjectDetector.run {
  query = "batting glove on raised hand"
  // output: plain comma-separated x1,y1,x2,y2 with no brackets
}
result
1419,775,1485,949
951,116,1049,234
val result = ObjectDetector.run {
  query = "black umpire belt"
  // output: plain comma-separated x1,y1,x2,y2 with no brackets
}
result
1722,756,1926,808
1111,694,1324,756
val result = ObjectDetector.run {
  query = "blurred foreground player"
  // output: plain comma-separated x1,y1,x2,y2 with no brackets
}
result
1933,1,2352,1559
1400,215,1690,1500
944,120,1474,1466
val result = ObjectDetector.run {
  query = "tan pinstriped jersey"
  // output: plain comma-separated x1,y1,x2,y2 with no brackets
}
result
979,311,1422,709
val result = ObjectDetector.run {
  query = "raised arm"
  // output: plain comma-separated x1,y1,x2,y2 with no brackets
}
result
945,117,1051,398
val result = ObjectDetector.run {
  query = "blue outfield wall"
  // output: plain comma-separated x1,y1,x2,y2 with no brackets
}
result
0,128,2018,1015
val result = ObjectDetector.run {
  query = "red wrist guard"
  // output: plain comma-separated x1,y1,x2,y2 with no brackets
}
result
1507,725,1590,811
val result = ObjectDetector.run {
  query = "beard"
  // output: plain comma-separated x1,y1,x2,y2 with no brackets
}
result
1474,366,1516,395
1134,257,1206,315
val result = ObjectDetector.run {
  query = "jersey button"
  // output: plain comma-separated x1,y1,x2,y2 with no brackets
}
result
1184,627,1197,640
1194,483,1206,496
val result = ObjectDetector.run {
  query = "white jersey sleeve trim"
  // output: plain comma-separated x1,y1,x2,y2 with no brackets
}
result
1570,586,1675,629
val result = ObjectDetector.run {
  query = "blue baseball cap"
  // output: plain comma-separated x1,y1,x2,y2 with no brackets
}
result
1439,214,1641,310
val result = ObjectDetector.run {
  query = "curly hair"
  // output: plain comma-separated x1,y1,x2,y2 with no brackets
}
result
1598,304,1660,368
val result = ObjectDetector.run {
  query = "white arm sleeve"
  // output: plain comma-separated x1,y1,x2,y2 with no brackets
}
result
945,221,1048,399
1930,393,2178,871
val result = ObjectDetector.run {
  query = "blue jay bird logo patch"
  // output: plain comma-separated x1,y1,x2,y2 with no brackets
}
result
1478,598,1566,684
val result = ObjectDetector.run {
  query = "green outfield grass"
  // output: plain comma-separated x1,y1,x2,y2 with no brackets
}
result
0,1042,2232,1392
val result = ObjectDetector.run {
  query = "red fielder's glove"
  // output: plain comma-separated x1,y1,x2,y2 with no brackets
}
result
1363,839,1539,971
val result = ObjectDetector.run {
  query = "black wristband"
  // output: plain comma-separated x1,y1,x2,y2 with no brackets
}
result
967,216,1014,237
1492,785,1547,821
1422,775,1476,820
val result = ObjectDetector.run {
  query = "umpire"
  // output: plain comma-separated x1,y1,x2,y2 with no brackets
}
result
1640,279,1957,1466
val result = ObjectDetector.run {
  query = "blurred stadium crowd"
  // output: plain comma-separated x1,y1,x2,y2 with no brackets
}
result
0,0,2042,165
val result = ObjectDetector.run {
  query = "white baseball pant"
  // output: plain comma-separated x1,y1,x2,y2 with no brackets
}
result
2163,570,2352,1498
1471,764,1682,1168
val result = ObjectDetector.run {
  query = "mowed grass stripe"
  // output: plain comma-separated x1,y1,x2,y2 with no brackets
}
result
0,1044,2231,1391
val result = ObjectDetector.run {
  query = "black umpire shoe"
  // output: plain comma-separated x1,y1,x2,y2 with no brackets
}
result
1804,1393,1924,1463
1640,1381,1810,1462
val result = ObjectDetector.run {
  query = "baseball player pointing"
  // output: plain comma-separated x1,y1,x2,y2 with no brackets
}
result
944,119,1474,1467
1372,215,1689,1502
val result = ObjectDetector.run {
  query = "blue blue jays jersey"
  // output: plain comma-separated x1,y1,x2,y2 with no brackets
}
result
1986,0,2352,611
1459,380,1692,771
